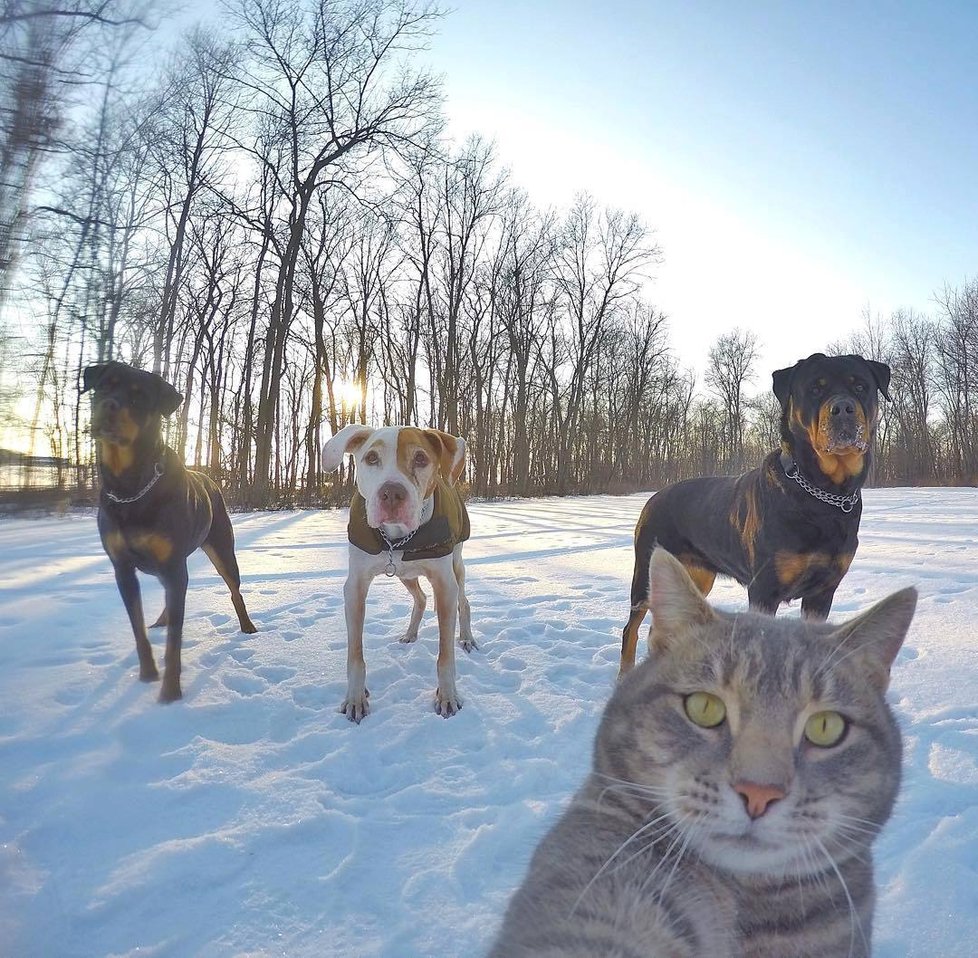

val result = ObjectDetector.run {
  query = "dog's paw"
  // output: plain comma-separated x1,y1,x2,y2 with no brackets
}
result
458,634,478,653
339,689,370,723
139,664,160,682
400,630,420,644
158,683,183,704
434,687,462,718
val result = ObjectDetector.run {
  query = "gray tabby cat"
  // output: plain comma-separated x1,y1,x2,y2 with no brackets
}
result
489,547,915,958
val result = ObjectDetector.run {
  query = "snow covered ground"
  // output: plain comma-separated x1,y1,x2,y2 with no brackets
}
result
1,488,977,957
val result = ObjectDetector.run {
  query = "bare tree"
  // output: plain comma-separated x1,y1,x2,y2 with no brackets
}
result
705,327,759,471
229,0,443,502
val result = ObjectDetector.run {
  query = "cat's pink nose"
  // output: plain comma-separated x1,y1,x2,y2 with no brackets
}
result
734,781,786,819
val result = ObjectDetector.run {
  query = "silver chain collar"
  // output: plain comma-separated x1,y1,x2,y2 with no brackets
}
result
376,496,435,576
104,462,164,504
379,527,418,576
782,458,859,514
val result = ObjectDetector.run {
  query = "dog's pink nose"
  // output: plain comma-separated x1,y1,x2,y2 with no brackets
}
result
378,482,408,507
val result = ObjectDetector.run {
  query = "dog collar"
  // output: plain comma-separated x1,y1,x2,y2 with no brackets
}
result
104,462,164,504
376,495,436,576
781,454,859,514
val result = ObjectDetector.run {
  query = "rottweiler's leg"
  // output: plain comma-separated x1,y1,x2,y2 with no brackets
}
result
747,565,783,616
114,561,158,682
159,561,189,703
400,577,426,644
619,605,647,679
801,586,836,622
452,545,476,652
202,498,257,634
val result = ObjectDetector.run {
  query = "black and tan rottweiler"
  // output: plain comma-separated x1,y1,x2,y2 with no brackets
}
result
619,352,891,676
82,361,257,702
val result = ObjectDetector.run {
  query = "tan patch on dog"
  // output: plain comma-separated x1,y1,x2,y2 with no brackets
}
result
98,439,135,476
680,560,716,597
397,427,440,494
775,550,830,588
791,400,869,484
729,487,762,568
836,551,855,576
104,530,126,558
131,532,173,564
813,446,866,484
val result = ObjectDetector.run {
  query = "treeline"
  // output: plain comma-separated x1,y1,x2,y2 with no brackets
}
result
1,0,975,506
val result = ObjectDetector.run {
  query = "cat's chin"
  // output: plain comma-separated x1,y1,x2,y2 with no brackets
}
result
692,828,814,877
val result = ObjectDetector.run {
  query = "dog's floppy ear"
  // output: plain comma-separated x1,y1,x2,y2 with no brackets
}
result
771,361,798,409
322,424,375,472
865,359,892,401
424,429,466,484
152,374,183,417
81,363,111,394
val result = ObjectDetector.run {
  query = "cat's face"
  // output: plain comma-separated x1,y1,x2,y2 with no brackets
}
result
596,549,915,878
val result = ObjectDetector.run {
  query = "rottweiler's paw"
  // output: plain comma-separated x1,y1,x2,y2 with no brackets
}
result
158,683,183,703
458,634,478,653
400,630,419,644
139,666,160,682
434,688,462,717
240,620,258,634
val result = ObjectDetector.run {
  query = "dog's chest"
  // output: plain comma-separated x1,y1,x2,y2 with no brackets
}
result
102,525,176,568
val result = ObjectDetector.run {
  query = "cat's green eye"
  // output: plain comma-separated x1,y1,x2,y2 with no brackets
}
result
684,692,726,728
804,710,847,747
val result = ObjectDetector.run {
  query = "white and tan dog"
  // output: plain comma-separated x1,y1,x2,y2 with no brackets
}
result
322,424,475,722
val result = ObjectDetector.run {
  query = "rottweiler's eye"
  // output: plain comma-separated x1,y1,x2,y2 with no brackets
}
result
413,451,429,468
853,380,867,393
363,450,380,466
809,382,823,396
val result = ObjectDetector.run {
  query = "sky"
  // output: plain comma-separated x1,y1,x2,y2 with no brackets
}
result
422,0,978,382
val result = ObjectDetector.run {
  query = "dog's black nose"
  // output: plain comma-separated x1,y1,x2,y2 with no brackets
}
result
829,396,855,416
379,482,407,506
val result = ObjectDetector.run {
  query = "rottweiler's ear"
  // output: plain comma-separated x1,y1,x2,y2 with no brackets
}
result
424,429,466,485
866,360,892,401
81,363,110,394
771,362,797,408
154,378,183,417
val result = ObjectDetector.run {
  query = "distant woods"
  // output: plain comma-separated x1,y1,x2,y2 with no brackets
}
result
1,0,975,504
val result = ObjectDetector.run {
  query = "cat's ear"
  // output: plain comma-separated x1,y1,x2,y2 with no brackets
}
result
827,587,917,690
648,547,716,651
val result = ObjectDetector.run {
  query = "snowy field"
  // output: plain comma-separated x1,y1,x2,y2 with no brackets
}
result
1,488,977,957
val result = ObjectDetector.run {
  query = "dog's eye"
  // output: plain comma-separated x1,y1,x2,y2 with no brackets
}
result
853,380,866,393
413,451,429,468
363,450,380,466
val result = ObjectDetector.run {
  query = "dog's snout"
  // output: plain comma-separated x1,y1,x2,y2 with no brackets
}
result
379,481,408,506
829,396,856,417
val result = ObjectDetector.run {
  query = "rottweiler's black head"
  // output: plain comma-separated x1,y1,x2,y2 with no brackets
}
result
81,361,182,459
772,353,891,486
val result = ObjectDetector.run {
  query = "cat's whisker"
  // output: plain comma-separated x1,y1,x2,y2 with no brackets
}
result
569,811,680,915
813,834,870,958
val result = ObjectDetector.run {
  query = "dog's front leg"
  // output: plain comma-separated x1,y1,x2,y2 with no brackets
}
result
159,561,189,703
341,573,371,722
429,564,462,717
114,561,158,682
